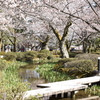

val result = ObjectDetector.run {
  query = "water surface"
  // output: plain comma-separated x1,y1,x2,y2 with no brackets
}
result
19,66,46,89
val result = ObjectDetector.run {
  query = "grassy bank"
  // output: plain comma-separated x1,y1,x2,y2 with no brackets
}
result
36,59,73,82
0,61,29,100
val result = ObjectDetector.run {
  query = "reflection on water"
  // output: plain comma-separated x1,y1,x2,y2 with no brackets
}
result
20,69,40,80
19,67,46,89
49,90,98,100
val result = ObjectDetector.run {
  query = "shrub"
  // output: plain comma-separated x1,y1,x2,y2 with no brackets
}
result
0,52,5,55
16,52,25,61
64,60,93,69
53,57,94,77
53,55,60,58
47,55,54,60
39,49,50,57
69,52,77,58
37,53,47,59
24,51,37,62
58,58,76,64
93,51,100,54
62,60,94,77
52,50,61,55
0,59,8,71
54,58,76,70
75,53,100,67
69,51,83,58
4,52,16,61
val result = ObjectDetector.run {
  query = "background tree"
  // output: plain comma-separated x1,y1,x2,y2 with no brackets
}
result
49,21,72,58
0,0,100,55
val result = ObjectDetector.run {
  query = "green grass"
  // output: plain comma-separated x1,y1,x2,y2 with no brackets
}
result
36,60,72,82
0,61,30,100
87,85,100,96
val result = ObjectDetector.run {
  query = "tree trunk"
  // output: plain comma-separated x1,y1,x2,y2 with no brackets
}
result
41,42,49,50
13,37,17,52
0,38,2,52
59,41,69,58
87,43,92,53
82,42,87,53
49,21,72,58
40,35,50,50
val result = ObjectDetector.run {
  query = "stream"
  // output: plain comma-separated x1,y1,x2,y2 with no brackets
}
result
19,67,46,89
19,65,98,100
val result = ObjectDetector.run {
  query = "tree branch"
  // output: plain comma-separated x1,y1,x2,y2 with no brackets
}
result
44,2,100,33
62,21,72,39
49,23,62,41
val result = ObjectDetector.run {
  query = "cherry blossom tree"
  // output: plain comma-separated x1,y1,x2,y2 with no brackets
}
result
0,0,100,56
